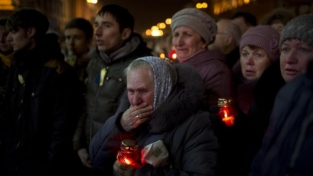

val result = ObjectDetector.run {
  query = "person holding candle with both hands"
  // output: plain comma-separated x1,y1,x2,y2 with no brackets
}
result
89,56,218,176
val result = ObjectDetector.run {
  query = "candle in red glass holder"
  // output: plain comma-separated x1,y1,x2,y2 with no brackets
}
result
217,98,235,127
116,139,141,168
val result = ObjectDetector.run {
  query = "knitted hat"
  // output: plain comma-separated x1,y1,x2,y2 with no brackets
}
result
171,8,217,44
280,14,313,48
240,25,280,61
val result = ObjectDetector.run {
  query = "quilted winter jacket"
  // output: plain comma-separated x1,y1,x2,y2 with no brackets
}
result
73,34,152,150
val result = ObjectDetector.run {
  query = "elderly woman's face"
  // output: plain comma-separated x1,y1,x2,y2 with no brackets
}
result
240,45,272,81
172,26,207,61
127,66,155,107
280,39,313,82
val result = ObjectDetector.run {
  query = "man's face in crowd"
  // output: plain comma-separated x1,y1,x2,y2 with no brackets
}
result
7,27,34,52
94,13,129,53
232,17,248,35
64,28,90,56
208,20,230,52
0,25,13,54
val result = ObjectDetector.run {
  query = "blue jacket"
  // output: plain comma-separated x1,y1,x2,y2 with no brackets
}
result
250,68,313,176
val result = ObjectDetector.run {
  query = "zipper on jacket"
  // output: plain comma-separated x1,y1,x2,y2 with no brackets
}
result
89,67,107,142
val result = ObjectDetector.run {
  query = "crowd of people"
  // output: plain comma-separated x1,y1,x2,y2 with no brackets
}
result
0,3,312,176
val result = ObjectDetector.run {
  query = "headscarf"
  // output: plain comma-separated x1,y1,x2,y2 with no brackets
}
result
132,56,177,110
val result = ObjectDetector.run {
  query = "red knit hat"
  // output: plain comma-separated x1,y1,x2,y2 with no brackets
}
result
240,25,280,61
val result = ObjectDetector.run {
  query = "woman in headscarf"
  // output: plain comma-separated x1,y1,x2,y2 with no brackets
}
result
89,56,218,176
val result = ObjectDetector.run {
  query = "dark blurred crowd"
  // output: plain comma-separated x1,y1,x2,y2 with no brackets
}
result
0,3,313,176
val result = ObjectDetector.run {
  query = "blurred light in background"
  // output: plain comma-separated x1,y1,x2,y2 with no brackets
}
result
157,22,166,29
196,2,208,9
146,26,163,37
0,0,15,10
151,26,159,31
165,18,172,25
151,29,163,37
146,29,152,36
169,50,177,60
87,0,97,4
159,52,165,59
214,0,252,15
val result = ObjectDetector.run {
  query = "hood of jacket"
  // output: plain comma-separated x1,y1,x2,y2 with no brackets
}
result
118,63,206,133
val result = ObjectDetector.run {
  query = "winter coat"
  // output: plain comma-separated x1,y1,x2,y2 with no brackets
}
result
1,35,84,176
249,63,313,176
237,60,285,175
225,47,240,69
89,63,219,176
236,80,257,115
182,49,234,108
0,52,13,116
64,46,96,83
73,34,152,150
0,52,13,176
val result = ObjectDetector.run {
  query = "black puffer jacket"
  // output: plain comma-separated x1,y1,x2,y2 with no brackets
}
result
1,34,84,176
89,63,219,176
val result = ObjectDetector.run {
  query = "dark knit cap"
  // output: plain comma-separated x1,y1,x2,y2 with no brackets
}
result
171,8,217,44
280,14,313,48
240,25,280,61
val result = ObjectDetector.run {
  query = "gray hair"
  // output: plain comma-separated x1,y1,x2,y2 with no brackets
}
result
219,19,242,46
124,59,153,78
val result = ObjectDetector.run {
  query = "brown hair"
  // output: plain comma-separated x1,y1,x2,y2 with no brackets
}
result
261,8,295,26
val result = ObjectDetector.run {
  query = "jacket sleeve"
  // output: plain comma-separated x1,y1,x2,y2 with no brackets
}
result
89,111,135,174
135,112,219,176
72,111,87,150
72,95,88,151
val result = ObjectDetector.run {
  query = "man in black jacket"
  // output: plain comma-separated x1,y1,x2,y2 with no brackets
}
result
0,7,84,176
0,17,14,176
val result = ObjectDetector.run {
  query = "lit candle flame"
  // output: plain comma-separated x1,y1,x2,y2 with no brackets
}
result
124,158,131,165
223,110,228,118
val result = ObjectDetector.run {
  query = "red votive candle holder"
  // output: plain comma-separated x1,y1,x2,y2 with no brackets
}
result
116,139,141,168
217,98,235,127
